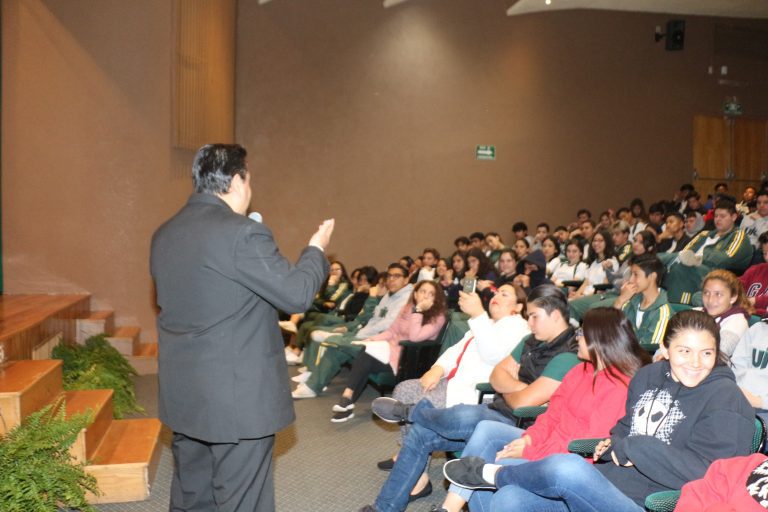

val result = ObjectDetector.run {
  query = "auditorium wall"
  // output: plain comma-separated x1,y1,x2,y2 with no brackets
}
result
3,0,768,339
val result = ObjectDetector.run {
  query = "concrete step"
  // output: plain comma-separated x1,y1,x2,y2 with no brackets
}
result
76,310,115,344
0,359,63,434
105,326,140,356
63,389,114,463
127,342,158,375
85,418,163,504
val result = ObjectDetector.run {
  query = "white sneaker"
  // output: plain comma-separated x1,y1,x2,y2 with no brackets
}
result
291,383,317,399
279,321,298,334
285,349,302,365
291,371,312,383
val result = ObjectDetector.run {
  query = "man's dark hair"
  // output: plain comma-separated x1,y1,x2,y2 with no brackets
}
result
388,263,409,277
715,182,729,191
527,284,569,321
714,198,738,215
759,232,768,246
577,209,592,218
581,219,597,228
665,211,684,222
454,236,471,247
192,144,248,194
685,210,698,219
537,222,550,231
358,266,379,285
512,222,528,233
469,232,485,241
630,254,665,287
554,225,568,233
616,207,630,216
680,183,694,194
757,190,768,200
688,190,701,200
648,202,665,215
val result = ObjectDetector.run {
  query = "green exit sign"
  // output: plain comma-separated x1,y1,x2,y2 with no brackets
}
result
476,145,496,161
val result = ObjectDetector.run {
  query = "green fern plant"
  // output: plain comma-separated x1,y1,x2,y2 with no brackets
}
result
0,399,100,511
52,335,144,418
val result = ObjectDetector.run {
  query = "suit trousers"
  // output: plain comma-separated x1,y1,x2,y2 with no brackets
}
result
170,432,275,512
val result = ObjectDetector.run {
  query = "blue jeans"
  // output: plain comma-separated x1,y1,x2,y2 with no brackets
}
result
373,400,515,512
490,454,644,512
446,420,527,512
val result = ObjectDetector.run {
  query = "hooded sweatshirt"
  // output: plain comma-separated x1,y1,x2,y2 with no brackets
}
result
596,360,755,505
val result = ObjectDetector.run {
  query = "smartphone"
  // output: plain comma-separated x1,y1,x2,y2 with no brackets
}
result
462,277,477,294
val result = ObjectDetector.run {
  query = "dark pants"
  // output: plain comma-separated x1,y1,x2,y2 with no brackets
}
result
170,432,275,512
347,350,393,402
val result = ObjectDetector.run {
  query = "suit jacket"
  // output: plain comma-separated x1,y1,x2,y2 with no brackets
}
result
150,193,328,442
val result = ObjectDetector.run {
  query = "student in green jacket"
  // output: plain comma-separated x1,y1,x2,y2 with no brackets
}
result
614,254,672,345
661,199,753,304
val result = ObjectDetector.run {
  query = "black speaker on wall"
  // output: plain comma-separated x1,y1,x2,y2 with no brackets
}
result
666,20,685,51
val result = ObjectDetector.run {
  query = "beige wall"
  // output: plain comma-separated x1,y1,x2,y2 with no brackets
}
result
2,0,193,338
3,1,768,339
237,1,768,270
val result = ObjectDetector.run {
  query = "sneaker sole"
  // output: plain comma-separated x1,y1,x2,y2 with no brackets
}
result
332,404,355,413
371,397,406,423
330,413,355,423
442,459,496,491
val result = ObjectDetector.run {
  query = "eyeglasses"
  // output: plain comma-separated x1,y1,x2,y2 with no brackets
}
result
387,273,406,279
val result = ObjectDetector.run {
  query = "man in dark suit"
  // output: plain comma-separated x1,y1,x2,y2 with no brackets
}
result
151,144,333,511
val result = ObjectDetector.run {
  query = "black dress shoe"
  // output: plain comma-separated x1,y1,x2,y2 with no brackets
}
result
376,458,395,471
408,480,432,503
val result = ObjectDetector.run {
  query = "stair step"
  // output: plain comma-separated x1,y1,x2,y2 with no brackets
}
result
76,310,115,343
85,418,163,504
127,342,158,375
63,389,114,463
0,359,63,434
106,326,141,356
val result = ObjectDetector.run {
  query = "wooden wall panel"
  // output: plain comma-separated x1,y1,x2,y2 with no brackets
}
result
734,118,768,184
173,0,236,149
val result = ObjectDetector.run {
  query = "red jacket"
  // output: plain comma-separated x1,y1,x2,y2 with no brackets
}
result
740,263,768,317
522,362,630,461
676,453,768,512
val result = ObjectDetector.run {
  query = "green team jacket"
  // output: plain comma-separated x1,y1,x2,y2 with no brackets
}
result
684,227,753,273
621,289,672,345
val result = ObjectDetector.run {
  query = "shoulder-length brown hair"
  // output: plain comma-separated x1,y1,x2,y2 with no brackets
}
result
582,308,651,385
412,280,447,325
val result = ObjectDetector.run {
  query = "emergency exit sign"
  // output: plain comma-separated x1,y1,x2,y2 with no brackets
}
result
476,145,495,161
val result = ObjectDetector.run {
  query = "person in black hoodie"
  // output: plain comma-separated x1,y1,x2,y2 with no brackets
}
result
512,249,552,295
443,310,756,512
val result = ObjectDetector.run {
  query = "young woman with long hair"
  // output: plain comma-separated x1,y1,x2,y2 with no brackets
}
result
436,307,650,512
445,310,755,512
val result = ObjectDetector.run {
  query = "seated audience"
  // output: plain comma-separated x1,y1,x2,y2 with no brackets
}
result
469,232,485,252
436,307,649,512
289,266,378,367
359,285,579,512
611,220,633,264
657,211,691,253
329,280,447,423
444,310,755,512
465,248,497,282
696,269,752,357
484,233,506,265
477,248,517,308
551,239,588,289
292,263,413,399
627,198,649,238
531,222,549,251
540,235,562,277
662,199,752,304
513,250,551,294
613,254,671,346
511,221,534,247
411,248,440,283
740,232,768,316
376,284,530,472
741,189,768,251
733,318,768,425
454,236,471,254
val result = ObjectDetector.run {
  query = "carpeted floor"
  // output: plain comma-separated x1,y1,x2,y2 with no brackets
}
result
96,367,452,512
